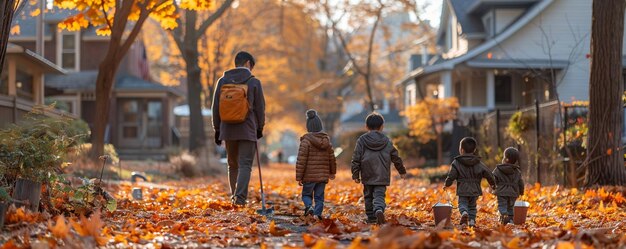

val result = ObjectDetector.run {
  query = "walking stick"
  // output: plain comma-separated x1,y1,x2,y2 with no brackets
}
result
255,142,274,216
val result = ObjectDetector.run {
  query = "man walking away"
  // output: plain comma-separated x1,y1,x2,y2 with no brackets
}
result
212,51,266,206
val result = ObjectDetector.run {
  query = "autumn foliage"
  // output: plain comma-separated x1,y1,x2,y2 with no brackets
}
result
1,164,625,248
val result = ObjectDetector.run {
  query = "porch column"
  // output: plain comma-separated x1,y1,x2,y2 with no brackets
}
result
486,70,495,110
75,92,82,116
7,58,16,96
33,73,44,104
439,70,452,99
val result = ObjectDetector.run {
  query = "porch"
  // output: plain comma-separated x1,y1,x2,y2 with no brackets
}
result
0,44,71,127
407,63,559,119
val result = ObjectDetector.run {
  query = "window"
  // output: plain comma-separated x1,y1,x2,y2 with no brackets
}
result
482,11,495,37
495,75,512,105
57,31,79,71
16,70,34,100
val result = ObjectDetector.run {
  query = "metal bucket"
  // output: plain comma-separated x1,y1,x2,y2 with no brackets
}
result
513,201,530,225
433,203,453,226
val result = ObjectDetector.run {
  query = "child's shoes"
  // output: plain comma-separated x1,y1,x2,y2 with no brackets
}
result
460,211,469,226
469,220,476,227
375,210,385,225
304,207,313,216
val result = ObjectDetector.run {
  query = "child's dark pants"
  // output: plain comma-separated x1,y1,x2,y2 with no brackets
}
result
497,196,516,216
363,185,386,220
458,196,478,221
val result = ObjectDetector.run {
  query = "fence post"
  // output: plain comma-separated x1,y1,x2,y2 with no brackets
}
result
535,100,541,184
563,106,569,186
12,96,17,123
496,109,501,150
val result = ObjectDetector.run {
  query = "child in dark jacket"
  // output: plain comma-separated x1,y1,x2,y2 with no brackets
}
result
493,147,524,224
296,110,337,219
444,137,496,227
351,113,406,225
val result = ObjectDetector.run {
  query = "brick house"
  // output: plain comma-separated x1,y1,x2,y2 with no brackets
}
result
9,6,183,159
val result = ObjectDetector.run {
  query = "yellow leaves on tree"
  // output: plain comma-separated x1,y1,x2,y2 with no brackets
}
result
53,0,211,35
9,25,20,35
404,97,459,143
29,8,40,17
47,215,70,239
58,13,89,31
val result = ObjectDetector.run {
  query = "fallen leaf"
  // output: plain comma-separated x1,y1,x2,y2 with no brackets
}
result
506,237,521,249
269,220,289,236
47,215,70,239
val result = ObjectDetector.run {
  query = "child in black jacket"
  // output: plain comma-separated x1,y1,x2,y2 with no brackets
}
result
493,147,525,224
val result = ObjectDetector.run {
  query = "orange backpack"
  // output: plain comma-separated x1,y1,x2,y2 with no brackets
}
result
219,78,251,124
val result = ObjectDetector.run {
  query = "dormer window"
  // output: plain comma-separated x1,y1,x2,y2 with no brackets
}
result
56,30,80,71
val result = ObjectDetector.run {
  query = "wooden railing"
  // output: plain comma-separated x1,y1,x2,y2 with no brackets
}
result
0,95,77,126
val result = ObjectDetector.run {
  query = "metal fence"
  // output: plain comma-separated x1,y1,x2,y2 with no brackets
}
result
475,100,583,186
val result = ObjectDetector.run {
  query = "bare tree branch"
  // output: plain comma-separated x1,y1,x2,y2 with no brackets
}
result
196,0,235,39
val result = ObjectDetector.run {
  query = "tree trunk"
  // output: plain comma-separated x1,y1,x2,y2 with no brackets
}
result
586,0,626,186
0,0,17,75
91,60,118,158
184,10,207,152
364,11,381,112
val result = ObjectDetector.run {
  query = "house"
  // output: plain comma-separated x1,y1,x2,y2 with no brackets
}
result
9,6,183,159
0,43,70,128
398,0,618,118
339,99,404,135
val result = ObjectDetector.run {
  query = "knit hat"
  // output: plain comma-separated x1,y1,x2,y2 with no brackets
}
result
306,109,323,132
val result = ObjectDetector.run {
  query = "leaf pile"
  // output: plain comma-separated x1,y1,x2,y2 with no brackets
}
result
1,164,625,248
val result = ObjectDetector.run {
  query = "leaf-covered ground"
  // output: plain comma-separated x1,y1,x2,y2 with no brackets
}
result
2,164,626,248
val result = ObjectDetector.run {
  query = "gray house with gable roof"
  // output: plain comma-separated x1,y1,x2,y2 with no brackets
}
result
397,0,626,119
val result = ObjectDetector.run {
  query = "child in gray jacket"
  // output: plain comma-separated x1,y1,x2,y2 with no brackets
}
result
493,147,525,224
351,113,407,225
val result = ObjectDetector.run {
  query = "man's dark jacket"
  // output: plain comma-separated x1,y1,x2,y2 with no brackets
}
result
211,68,265,141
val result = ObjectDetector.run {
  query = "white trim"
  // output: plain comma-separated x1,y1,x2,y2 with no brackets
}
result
55,30,80,72
486,70,495,109
459,106,490,113
82,36,110,41
115,92,168,98
46,95,80,115
8,37,53,42
440,70,452,98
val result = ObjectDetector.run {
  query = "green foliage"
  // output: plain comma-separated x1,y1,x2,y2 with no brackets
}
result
48,175,117,216
480,145,503,169
0,115,87,183
67,119,91,143
507,111,534,145
337,130,366,166
0,187,9,202
390,129,422,159
558,116,588,160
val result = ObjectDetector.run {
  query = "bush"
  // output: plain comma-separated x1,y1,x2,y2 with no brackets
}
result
0,116,86,183
336,130,366,167
507,111,534,144
171,152,200,178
